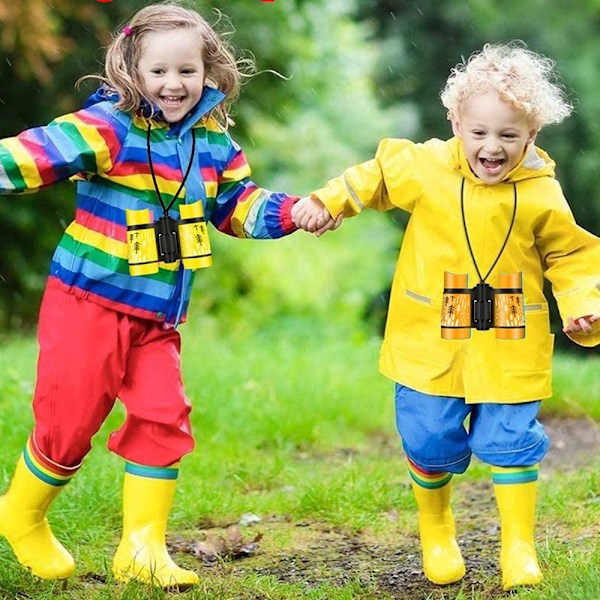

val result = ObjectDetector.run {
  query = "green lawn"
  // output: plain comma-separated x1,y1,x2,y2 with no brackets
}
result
0,310,598,599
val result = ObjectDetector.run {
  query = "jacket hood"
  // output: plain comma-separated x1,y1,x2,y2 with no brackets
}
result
448,136,556,185
83,85,226,135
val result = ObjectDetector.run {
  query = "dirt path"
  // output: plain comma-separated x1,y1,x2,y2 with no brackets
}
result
179,417,599,599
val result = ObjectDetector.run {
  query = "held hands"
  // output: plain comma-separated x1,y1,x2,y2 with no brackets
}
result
292,196,343,237
563,315,600,334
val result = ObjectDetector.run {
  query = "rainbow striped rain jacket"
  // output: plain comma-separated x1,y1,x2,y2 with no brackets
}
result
0,87,298,326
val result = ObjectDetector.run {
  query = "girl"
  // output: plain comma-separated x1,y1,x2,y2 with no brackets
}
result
293,42,600,590
0,2,298,589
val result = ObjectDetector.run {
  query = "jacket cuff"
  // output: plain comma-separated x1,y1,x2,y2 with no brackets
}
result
280,196,300,233
564,319,600,347
557,279,600,347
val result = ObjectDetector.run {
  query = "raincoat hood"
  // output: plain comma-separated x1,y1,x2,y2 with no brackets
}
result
83,85,226,136
449,136,556,185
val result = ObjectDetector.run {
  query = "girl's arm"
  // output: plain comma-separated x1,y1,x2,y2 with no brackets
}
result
209,135,298,240
0,106,116,194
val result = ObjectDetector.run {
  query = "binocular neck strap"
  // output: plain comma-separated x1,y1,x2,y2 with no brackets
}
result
460,178,517,284
146,124,197,216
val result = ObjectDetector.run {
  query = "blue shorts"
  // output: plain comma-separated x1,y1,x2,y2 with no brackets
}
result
394,384,549,473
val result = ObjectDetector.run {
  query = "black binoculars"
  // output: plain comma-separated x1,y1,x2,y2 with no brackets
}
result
441,272,525,339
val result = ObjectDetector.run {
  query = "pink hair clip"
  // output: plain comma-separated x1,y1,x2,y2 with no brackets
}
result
123,25,133,37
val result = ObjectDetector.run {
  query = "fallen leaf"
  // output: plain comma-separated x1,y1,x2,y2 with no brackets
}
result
177,525,263,564
191,533,229,564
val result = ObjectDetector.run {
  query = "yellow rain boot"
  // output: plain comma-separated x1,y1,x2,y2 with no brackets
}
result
0,454,75,579
408,461,465,585
492,465,542,591
112,463,199,589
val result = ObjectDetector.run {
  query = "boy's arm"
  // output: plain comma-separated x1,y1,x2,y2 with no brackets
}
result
311,138,422,220
563,315,600,335
534,187,600,347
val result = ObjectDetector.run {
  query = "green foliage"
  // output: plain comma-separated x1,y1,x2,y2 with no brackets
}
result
0,1,117,330
0,184,69,330
543,353,600,418
216,0,406,190
191,210,396,326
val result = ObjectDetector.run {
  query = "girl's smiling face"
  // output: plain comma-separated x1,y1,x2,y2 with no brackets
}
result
451,88,538,184
137,28,205,123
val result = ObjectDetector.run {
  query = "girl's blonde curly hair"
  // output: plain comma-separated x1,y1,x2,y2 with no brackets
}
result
85,1,253,124
440,42,573,129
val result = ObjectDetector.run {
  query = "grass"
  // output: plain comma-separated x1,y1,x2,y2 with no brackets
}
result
544,351,600,419
0,216,598,598
0,313,598,599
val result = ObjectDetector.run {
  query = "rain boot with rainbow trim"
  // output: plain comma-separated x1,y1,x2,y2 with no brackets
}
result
408,458,466,585
0,439,78,579
112,462,199,589
492,464,542,591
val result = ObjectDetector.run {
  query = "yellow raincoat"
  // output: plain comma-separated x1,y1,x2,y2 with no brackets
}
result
312,137,600,403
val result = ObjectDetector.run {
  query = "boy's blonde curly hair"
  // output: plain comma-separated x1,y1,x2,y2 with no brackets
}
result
440,42,573,129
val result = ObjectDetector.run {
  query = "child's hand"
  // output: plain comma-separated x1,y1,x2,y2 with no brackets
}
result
563,314,600,334
314,213,343,237
292,196,333,233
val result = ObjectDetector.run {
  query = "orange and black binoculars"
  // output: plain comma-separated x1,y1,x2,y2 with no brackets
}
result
125,200,212,276
441,272,525,339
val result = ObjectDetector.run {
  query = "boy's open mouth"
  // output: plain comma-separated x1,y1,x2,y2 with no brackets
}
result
480,157,505,174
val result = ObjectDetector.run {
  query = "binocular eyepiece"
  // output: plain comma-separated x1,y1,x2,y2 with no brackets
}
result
125,201,212,276
441,272,525,339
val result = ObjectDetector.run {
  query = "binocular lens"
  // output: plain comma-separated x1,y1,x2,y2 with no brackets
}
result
179,201,212,269
125,208,160,276
494,272,525,339
441,273,471,339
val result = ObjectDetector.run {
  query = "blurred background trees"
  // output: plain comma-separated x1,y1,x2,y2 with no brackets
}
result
0,0,599,352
